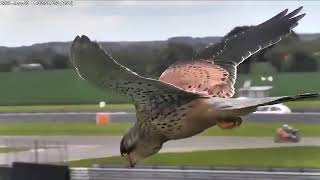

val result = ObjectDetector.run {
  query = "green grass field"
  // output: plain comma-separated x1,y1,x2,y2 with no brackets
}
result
0,70,318,105
285,100,320,109
0,122,320,136
237,72,320,98
0,147,21,153
0,123,131,136
0,70,129,105
69,146,320,168
0,104,135,113
201,122,320,137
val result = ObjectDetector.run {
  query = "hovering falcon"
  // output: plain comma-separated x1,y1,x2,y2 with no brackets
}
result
70,7,319,167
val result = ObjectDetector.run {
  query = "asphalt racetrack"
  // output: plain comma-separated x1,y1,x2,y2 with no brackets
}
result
1,136,320,165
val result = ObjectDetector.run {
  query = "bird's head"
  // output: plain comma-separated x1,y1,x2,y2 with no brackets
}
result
120,128,163,168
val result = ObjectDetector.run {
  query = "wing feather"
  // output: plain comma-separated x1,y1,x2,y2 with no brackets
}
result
70,35,200,115
193,7,305,97
204,6,305,64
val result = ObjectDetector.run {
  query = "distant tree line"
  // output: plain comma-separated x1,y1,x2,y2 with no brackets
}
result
0,26,319,75
0,47,71,72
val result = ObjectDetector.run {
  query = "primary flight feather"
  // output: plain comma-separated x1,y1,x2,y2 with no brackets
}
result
69,6,318,167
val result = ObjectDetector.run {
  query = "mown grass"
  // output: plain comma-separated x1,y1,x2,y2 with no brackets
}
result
0,104,135,113
69,146,320,168
0,122,319,136
200,122,320,137
0,123,131,136
285,101,320,109
0,70,318,105
0,70,129,105
237,72,320,98
0,147,21,153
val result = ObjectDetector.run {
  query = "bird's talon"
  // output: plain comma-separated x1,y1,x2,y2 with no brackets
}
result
217,117,242,129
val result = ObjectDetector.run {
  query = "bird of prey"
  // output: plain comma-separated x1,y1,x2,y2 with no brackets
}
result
70,7,318,167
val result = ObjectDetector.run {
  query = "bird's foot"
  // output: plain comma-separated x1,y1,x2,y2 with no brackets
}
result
216,117,242,129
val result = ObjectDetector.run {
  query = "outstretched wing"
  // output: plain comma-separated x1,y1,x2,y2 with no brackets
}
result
196,7,305,97
70,35,200,115
199,6,305,63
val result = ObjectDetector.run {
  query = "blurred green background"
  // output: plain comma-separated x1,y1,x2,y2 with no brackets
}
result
0,69,318,105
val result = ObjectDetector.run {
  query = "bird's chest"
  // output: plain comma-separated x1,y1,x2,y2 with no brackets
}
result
142,98,217,140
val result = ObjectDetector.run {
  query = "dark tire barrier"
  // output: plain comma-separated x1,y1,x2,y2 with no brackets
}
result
10,162,70,180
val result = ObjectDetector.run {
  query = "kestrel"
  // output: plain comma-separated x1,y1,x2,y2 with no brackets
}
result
70,7,319,167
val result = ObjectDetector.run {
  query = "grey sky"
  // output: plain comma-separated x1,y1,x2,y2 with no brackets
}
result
1,0,320,47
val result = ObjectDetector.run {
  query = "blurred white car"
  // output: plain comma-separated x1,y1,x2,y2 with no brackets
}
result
236,97,292,114
254,104,291,114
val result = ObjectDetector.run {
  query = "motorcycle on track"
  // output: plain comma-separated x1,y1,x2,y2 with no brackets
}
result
274,124,301,143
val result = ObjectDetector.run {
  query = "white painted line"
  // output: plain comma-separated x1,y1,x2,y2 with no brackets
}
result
29,148,46,153
71,167,320,176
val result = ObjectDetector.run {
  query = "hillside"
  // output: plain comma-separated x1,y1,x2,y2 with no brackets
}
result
0,33,319,67
0,36,222,63
299,33,320,41
0,33,319,80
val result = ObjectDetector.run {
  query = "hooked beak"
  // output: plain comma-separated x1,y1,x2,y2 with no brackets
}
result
128,154,136,168
121,150,136,167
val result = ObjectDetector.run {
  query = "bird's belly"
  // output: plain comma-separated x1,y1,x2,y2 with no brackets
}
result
165,123,215,140
154,98,217,140
166,118,216,140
